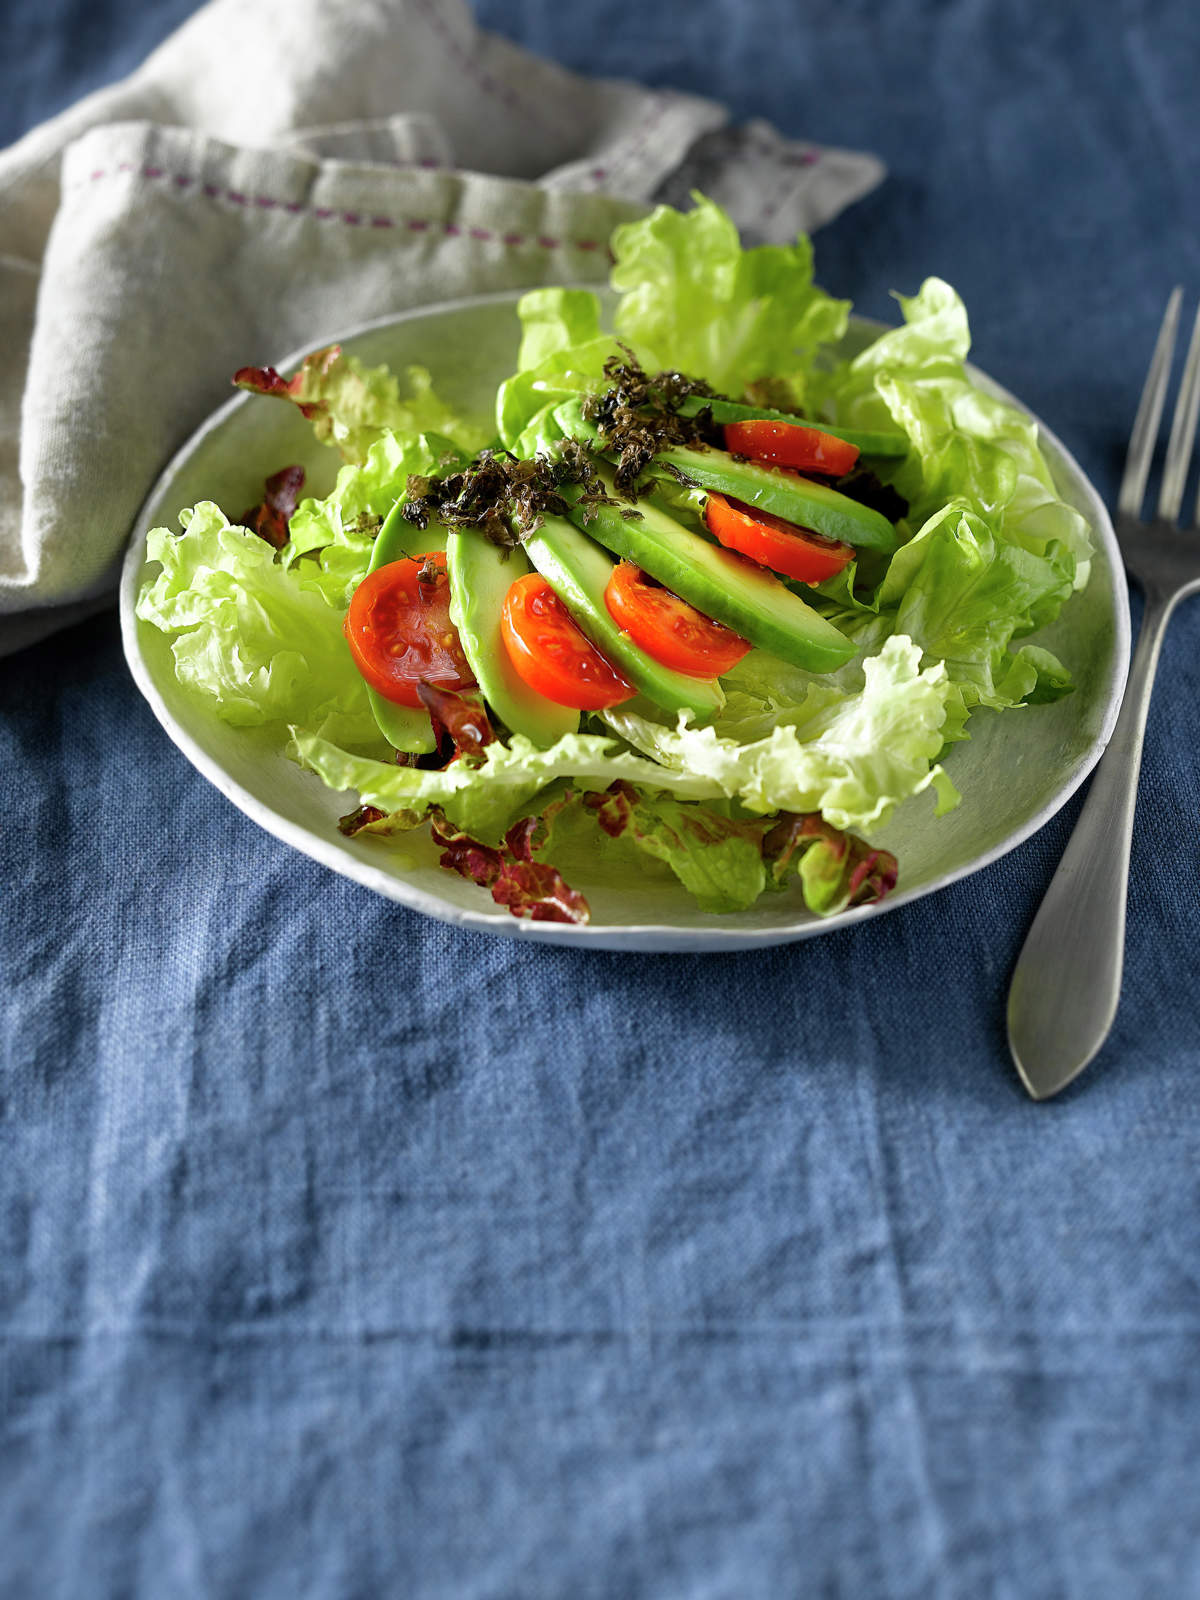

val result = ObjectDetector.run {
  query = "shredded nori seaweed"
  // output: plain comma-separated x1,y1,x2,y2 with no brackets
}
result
581,349,721,496
398,438,626,549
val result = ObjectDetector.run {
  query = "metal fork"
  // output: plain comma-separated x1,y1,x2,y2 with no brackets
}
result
1007,288,1200,1100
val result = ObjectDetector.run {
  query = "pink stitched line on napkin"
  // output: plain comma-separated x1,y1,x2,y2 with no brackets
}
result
86,164,610,253
578,100,673,191
741,131,820,170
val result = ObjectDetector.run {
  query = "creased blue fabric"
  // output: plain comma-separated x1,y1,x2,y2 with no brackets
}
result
3,2,1200,1596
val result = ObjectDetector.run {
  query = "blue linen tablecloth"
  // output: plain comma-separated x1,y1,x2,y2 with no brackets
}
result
3,2,1200,1595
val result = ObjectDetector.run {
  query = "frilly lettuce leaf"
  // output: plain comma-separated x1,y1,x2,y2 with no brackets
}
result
496,197,852,448
821,277,972,423
816,278,1092,588
600,636,960,833
869,502,1076,710
532,785,896,916
495,287,621,451
235,345,488,464
789,277,1091,704
135,503,381,749
285,429,464,603
514,286,606,372
610,193,850,405
423,811,590,924
289,727,729,845
534,786,771,913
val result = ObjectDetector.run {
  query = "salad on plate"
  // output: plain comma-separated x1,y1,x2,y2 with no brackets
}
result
135,197,1094,926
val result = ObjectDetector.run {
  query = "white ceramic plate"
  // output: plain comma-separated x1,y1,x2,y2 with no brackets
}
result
119,290,1129,951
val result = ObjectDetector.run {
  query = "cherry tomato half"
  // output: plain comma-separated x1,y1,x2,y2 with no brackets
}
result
500,573,636,710
723,419,860,477
603,562,751,678
344,553,475,707
704,494,856,585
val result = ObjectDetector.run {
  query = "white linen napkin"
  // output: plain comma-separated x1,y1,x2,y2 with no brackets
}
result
0,0,884,654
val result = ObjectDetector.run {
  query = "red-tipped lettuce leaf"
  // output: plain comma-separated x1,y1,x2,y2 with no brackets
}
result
237,464,306,550
762,812,898,912
430,812,589,924
534,782,897,916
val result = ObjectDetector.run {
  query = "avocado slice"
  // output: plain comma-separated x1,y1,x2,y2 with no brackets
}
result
361,500,447,755
676,395,909,458
653,447,898,553
371,499,445,566
445,528,580,748
522,516,724,723
562,483,856,676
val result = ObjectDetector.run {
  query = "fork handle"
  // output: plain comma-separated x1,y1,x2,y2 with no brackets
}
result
1006,592,1178,1099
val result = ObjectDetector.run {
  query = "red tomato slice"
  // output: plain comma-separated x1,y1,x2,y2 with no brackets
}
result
603,562,750,678
704,494,855,584
344,553,475,708
723,419,861,476
500,573,636,710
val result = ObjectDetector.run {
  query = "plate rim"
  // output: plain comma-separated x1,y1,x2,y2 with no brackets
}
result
119,289,1131,951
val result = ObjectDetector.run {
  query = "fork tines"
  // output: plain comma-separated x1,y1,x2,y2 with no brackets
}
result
1119,287,1200,526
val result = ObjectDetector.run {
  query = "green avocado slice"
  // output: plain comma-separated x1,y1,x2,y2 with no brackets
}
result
361,500,446,755
653,447,898,553
522,516,724,723
445,529,580,748
562,484,856,676
676,395,909,458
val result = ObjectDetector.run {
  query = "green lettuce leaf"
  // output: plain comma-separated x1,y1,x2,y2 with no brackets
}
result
870,502,1076,709
497,196,854,451
135,503,381,748
289,727,730,845
285,429,465,603
609,193,850,405
600,635,960,833
790,277,1092,706
535,784,771,913
514,286,605,372
534,786,896,917
236,345,488,464
815,276,972,431
816,278,1092,588
495,287,620,450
